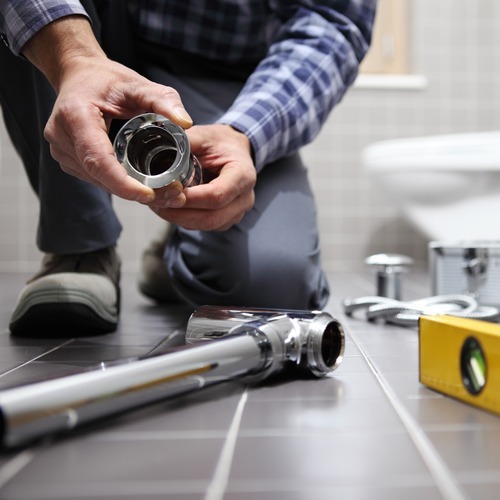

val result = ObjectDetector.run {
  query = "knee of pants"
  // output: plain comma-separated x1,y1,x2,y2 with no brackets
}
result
166,230,329,310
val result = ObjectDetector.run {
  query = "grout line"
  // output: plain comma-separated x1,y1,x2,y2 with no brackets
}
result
141,328,184,358
0,339,75,379
0,450,35,490
0,340,75,489
348,329,469,500
204,387,248,500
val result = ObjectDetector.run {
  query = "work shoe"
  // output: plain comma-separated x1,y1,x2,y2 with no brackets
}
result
9,246,121,337
138,225,182,303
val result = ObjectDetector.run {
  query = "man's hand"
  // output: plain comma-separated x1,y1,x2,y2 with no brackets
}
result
22,15,192,204
150,124,256,231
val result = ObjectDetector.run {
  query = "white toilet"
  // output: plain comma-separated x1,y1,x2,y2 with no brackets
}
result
362,131,500,241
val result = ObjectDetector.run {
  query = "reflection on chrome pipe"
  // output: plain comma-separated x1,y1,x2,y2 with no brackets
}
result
113,113,202,198
186,305,345,378
0,307,344,448
0,335,264,448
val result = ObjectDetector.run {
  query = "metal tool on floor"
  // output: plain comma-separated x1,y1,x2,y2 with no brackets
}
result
0,307,344,449
419,315,500,416
365,253,414,300
343,294,500,327
344,251,500,327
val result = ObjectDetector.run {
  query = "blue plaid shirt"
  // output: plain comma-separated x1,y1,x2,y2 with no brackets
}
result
0,0,376,170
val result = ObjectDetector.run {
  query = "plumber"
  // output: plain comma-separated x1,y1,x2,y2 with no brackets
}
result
0,0,376,336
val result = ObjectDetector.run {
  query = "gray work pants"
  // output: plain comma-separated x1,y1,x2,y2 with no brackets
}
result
0,2,330,309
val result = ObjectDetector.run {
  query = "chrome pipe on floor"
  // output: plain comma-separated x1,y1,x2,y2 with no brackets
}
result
0,307,344,448
186,305,345,379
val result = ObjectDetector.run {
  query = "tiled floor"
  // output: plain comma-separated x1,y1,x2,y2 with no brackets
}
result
0,270,499,500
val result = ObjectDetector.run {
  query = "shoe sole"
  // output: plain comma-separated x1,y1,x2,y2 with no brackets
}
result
9,277,119,337
9,302,118,337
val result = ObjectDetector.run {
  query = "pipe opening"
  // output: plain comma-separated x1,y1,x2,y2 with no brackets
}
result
126,127,178,176
321,321,344,369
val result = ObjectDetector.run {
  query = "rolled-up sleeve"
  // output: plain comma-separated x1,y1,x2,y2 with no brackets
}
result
0,0,89,55
218,0,377,171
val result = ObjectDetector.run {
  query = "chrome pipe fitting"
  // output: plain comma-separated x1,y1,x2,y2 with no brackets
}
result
365,253,414,300
186,305,345,378
114,113,202,189
0,306,345,448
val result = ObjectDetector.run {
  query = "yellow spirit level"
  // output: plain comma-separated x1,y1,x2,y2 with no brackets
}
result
419,315,500,415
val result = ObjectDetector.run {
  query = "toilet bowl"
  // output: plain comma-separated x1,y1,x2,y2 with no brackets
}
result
362,131,500,241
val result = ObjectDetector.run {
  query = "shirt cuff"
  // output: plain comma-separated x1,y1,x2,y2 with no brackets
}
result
218,99,282,173
1,1,89,55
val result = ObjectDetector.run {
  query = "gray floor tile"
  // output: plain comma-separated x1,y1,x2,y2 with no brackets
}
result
0,271,499,500
223,486,443,500
404,398,500,429
460,481,500,500
426,428,500,471
229,432,434,485
239,397,403,433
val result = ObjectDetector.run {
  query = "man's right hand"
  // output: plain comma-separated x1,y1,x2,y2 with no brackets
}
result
22,15,192,205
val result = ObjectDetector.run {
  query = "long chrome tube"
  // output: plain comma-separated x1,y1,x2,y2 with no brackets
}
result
0,335,265,448
0,307,344,448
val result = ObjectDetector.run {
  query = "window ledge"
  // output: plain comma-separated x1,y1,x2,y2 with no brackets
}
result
354,74,429,90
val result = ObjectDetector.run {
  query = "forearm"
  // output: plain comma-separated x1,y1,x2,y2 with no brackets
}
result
218,0,376,171
0,0,88,55
22,14,104,92
1,1,194,206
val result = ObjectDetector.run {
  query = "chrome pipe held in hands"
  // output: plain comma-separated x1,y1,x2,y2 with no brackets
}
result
114,113,202,190
0,307,344,448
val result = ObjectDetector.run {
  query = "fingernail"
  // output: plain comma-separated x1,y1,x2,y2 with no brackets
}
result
174,107,193,126
165,196,185,208
139,192,155,204
155,183,184,206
